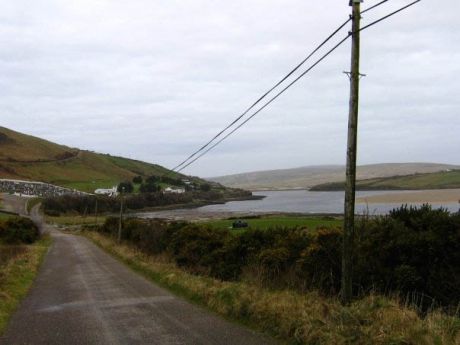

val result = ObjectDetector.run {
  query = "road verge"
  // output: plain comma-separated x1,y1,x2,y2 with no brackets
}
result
0,236,51,334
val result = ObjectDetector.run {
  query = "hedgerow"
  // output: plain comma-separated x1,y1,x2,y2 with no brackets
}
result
93,204,460,309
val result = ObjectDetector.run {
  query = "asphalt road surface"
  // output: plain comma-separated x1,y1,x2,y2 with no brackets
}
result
0,225,278,345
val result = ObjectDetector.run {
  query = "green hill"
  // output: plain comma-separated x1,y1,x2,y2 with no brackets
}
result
0,126,190,192
310,170,460,191
210,163,460,191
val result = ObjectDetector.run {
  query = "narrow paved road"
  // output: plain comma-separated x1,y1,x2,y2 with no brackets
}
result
0,226,278,345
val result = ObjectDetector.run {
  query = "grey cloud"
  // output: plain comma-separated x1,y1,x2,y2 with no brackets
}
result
0,0,458,177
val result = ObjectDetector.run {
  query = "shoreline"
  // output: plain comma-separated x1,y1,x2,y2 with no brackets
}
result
133,189,460,221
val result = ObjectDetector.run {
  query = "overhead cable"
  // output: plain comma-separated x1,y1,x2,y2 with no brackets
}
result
360,0,421,31
177,35,351,173
361,0,389,14
174,0,422,173
170,17,352,172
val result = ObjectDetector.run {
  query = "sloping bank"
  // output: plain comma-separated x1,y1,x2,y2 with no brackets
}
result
83,230,460,345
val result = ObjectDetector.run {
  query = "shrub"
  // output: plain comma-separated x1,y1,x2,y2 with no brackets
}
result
92,204,460,309
132,176,143,184
117,181,134,193
169,225,229,276
199,183,211,192
0,217,40,244
295,228,342,294
139,182,160,193
355,204,460,308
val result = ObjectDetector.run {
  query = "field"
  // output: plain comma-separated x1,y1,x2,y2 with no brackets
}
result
202,215,342,232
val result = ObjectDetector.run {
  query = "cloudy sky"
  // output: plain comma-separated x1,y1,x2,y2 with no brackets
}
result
1,0,459,177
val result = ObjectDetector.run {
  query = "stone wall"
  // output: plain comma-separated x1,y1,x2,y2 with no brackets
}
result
0,179,87,198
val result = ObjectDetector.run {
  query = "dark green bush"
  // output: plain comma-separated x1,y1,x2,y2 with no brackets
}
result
0,217,40,244
355,204,460,308
93,204,460,308
117,181,134,193
99,217,181,256
132,176,143,184
169,224,229,276
295,228,342,294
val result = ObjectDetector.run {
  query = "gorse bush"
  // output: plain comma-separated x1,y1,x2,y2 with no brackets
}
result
355,204,460,308
94,204,460,309
0,217,40,244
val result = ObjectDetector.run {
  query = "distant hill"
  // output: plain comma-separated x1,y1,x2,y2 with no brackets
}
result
0,126,195,192
311,170,460,191
209,163,460,191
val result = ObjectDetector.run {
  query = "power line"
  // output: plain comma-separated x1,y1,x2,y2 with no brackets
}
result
170,2,396,174
360,0,421,31
361,0,389,14
169,17,352,172
174,0,422,173
177,34,351,173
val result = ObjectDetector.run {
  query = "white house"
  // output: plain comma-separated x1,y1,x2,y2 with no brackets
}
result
95,186,118,197
164,187,185,194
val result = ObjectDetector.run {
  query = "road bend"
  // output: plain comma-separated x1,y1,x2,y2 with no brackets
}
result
0,225,278,345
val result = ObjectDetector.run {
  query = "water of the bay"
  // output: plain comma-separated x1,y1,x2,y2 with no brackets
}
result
197,190,460,215
137,190,460,220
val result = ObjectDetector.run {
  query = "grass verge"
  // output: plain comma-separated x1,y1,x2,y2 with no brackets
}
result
0,236,52,334
202,215,342,232
46,215,106,226
26,197,42,214
0,213,12,221
82,231,460,345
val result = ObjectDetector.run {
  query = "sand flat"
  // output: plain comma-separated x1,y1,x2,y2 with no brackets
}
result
357,189,460,204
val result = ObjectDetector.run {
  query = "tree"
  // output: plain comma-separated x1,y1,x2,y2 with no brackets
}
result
132,176,143,184
117,181,133,193
200,183,211,192
146,175,159,184
139,182,160,193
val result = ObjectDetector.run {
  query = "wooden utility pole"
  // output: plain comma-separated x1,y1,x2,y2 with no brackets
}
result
342,0,362,305
94,198,98,226
117,188,124,243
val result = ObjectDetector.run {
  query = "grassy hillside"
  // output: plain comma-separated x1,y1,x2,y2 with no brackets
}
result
0,126,76,162
310,170,460,191
0,127,187,192
210,163,460,190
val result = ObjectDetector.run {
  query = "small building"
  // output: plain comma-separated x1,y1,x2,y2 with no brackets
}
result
94,186,118,197
164,187,185,194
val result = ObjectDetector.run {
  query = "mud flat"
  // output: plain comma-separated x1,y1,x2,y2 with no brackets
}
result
135,209,278,222
357,189,460,204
